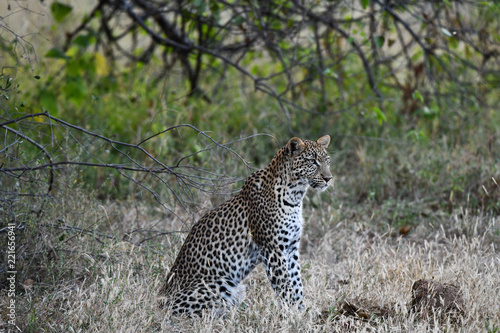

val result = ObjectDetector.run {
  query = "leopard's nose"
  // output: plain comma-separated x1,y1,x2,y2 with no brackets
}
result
323,176,332,183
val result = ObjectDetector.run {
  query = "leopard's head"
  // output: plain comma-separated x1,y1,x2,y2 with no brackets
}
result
286,135,333,191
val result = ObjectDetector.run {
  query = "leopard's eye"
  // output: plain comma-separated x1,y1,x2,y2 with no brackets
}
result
306,158,318,166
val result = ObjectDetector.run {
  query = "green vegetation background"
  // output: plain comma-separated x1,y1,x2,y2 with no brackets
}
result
4,1,500,216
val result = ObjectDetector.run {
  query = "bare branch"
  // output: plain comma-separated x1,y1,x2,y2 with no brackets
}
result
1,122,55,193
1,110,277,227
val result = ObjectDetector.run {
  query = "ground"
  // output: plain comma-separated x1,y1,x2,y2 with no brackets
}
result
4,186,499,332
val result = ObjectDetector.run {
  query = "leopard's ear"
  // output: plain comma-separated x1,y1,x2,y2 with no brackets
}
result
287,137,305,157
317,135,331,149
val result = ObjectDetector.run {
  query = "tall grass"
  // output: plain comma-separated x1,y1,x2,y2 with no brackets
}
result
4,182,499,331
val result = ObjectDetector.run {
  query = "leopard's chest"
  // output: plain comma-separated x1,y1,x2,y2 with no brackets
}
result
275,207,303,249
273,186,306,250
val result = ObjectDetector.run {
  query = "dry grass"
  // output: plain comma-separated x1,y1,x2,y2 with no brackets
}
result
3,187,499,332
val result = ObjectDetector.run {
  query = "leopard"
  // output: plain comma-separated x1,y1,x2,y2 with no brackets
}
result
159,135,333,316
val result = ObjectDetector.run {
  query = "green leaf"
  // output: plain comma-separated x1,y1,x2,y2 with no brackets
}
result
193,0,206,14
449,35,459,49
360,0,370,10
65,76,87,106
420,106,438,119
45,48,70,60
73,34,92,48
232,15,245,25
485,73,500,85
323,68,338,78
374,35,385,48
372,107,387,124
51,2,72,23
412,90,424,102
406,130,427,143
34,75,41,80
40,90,59,113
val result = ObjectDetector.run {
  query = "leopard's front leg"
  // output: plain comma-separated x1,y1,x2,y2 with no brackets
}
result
287,244,304,307
260,246,298,307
